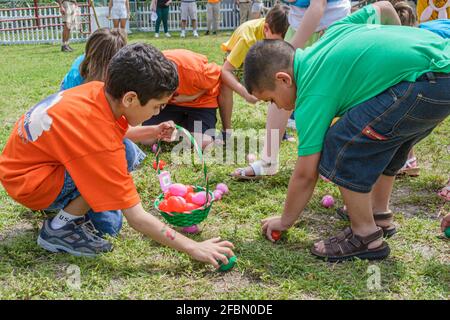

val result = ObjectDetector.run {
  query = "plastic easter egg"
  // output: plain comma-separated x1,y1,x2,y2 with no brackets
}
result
151,144,158,153
216,183,229,194
186,185,194,193
218,255,237,272
159,200,169,212
152,160,166,170
271,230,282,241
213,190,223,201
184,192,195,203
185,203,200,211
321,195,335,208
169,183,187,197
445,227,450,238
167,196,186,212
192,191,207,206
164,191,171,200
182,225,200,234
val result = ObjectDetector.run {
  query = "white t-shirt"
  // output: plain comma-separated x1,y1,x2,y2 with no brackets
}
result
288,0,351,32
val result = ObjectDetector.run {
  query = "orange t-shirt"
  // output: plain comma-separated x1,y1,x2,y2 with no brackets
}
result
0,82,140,212
163,49,222,108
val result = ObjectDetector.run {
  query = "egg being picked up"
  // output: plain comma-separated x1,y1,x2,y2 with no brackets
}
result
169,183,187,197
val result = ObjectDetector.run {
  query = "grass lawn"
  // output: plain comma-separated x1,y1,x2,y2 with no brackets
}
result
0,32,449,300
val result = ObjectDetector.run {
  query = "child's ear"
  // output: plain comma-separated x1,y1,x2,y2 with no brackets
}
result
275,72,293,86
121,91,138,108
263,23,271,37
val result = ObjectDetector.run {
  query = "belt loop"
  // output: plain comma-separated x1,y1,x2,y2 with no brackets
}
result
426,72,436,84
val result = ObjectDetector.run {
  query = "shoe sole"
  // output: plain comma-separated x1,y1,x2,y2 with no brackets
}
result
37,235,98,258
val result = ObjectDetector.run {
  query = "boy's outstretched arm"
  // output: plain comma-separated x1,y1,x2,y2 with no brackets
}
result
125,121,176,144
372,1,401,25
123,203,235,268
221,61,259,104
262,153,320,241
290,0,327,49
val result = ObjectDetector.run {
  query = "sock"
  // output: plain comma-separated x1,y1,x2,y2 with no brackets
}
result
51,209,81,229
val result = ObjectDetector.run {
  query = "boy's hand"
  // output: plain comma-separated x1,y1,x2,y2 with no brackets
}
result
157,121,176,142
189,238,235,268
261,216,290,242
441,213,450,232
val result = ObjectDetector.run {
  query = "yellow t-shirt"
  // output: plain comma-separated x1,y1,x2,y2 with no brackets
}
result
220,18,265,68
417,0,450,23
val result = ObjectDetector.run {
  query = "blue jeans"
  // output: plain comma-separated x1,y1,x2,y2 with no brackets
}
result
319,72,450,193
44,139,146,236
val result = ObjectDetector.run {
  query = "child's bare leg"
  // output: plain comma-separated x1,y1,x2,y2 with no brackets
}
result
218,82,233,131
232,102,291,176
314,187,382,253
371,174,395,213
64,195,91,216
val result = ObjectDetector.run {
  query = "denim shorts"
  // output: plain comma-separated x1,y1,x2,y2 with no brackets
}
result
319,72,450,193
44,138,146,236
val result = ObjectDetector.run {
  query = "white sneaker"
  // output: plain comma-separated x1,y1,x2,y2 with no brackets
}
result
180,30,186,38
193,30,199,37
165,33,171,38
287,118,296,130
154,33,159,38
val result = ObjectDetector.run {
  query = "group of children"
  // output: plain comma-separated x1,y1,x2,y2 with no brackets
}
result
0,1,448,266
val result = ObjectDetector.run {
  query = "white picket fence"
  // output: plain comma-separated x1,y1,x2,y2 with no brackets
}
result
0,1,255,45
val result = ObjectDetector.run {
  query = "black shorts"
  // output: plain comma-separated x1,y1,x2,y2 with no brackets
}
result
142,104,217,135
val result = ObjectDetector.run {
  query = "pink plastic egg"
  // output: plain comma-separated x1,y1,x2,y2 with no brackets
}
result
321,195,335,208
182,225,200,234
213,190,223,201
216,183,229,194
152,144,158,153
169,183,187,197
192,191,207,206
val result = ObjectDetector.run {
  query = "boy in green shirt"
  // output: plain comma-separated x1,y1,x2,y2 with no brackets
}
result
244,1,450,262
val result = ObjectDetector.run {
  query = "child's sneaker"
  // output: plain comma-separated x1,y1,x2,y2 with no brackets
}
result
37,217,113,257
164,33,171,38
193,30,199,37
154,33,159,38
180,30,186,38
287,118,296,130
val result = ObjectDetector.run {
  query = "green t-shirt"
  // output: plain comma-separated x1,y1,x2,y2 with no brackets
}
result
293,4,450,156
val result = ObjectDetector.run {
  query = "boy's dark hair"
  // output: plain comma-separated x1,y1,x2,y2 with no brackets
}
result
265,4,290,38
244,40,295,94
105,43,179,105
80,28,127,82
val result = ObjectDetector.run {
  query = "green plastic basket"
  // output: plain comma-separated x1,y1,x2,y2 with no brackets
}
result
153,125,214,227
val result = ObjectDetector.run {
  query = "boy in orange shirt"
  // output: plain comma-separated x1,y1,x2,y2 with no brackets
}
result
144,49,231,148
0,44,234,267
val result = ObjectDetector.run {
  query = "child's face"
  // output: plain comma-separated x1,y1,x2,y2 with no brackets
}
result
123,93,173,126
252,72,296,111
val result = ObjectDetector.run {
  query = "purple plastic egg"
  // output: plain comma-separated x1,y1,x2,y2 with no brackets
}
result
192,191,207,206
169,183,187,197
213,190,223,201
152,144,158,153
182,225,200,234
216,183,229,195
321,195,335,208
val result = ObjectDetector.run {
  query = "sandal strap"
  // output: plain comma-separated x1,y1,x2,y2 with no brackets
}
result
322,227,383,256
373,211,393,221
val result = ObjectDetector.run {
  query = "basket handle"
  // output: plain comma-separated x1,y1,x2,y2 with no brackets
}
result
155,125,210,200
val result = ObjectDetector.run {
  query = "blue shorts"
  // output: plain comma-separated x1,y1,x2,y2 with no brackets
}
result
143,104,217,135
44,139,146,236
319,72,450,193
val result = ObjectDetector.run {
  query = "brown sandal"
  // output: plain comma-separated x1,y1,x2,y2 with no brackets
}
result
310,227,390,262
336,209,397,238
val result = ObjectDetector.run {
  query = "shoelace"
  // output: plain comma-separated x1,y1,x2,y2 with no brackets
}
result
78,221,104,242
